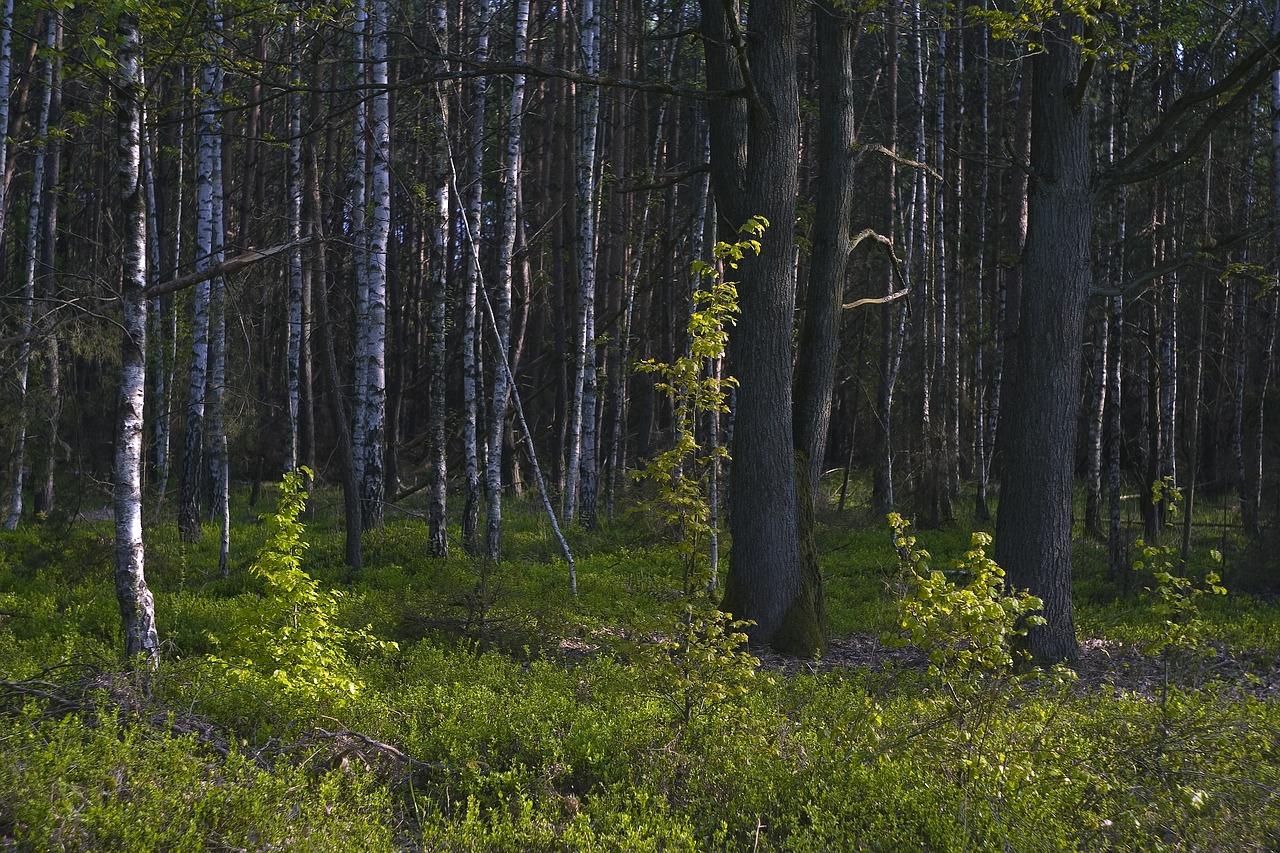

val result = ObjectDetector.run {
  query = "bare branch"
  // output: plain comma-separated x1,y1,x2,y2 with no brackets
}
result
842,229,912,309
144,237,314,298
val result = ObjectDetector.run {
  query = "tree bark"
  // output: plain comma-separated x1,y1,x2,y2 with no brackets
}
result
702,0,823,655
994,11,1091,666
113,8,160,665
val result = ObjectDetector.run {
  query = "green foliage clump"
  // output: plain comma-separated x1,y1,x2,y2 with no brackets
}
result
633,216,762,593
207,468,396,700
884,513,1046,689
1134,538,1227,659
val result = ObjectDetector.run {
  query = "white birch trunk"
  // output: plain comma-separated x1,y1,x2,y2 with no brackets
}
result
461,0,491,551
114,8,160,664
0,0,13,248
353,0,390,530
426,0,450,558
568,0,602,529
485,0,530,561
286,9,304,474
3,12,56,530
350,0,370,501
179,14,222,542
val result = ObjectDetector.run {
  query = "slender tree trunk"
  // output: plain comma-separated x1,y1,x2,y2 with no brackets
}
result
460,0,491,552
793,0,857,499
113,8,160,665
426,0,450,558
286,9,304,474
179,15,222,543
873,9,902,512
307,135,362,571
1084,309,1108,538
567,0,602,530
485,0,530,561
3,11,56,530
34,15,62,519
353,0,391,531
974,6,992,522
0,0,13,249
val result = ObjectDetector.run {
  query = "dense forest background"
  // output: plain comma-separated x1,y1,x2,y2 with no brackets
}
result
3,0,1280,660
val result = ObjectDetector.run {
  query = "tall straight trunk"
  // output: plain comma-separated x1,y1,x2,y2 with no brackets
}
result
793,0,856,498
425,3,450,558
0,0,13,248
1084,308,1108,538
485,0,530,561
994,11,1091,665
460,0,491,551
874,8,903,513
1233,101,1256,500
973,6,992,521
1108,290,1125,579
702,0,822,654
1246,49,1280,534
150,70,183,511
179,15,222,543
208,83,229,575
3,11,56,530
113,8,160,665
34,14,62,519
353,0,391,531
286,10,304,474
1108,76,1128,580
992,61,1033,475
567,0,602,530
1181,151,1211,568
307,133,362,571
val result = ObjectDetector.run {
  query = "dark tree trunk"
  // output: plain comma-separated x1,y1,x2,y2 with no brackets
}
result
702,0,823,655
994,13,1090,666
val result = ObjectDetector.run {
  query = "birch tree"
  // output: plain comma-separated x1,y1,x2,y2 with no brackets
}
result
113,6,160,665
353,0,391,530
3,10,57,530
179,8,223,543
460,0,491,552
485,0,530,561
563,0,602,529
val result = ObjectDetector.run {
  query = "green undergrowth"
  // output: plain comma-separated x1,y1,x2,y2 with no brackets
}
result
1,480,1278,850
